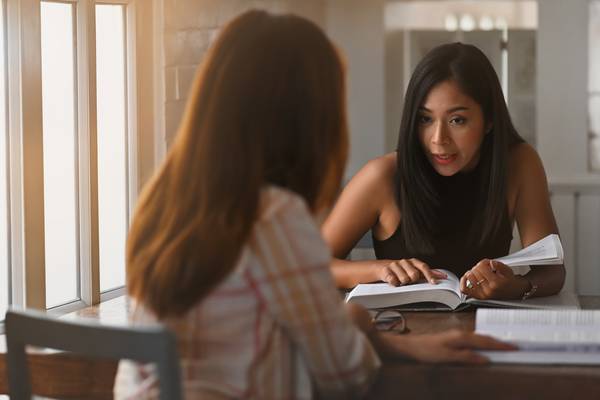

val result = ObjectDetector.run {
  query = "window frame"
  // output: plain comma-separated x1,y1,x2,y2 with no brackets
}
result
0,0,11,321
1,0,151,323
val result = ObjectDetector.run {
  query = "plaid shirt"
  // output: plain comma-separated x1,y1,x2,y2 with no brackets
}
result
114,186,380,399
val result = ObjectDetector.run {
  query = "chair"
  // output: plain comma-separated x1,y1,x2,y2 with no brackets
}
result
355,230,374,249
5,308,182,400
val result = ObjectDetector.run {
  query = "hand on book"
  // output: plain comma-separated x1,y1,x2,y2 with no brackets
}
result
380,330,516,364
377,258,448,286
460,259,530,300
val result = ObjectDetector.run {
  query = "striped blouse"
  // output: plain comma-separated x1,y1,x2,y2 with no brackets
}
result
114,186,380,399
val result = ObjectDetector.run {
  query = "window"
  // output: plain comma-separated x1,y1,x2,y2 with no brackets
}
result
41,1,79,308
96,3,127,292
38,0,131,309
0,0,148,318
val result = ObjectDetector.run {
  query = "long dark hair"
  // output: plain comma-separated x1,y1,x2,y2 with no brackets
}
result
127,10,348,318
396,42,523,254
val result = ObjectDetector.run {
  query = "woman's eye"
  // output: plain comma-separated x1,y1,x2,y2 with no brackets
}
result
450,116,466,125
418,115,432,124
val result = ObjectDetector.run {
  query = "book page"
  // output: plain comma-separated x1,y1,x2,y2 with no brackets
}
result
345,269,468,310
347,269,460,297
477,350,600,365
434,269,462,297
476,309,600,347
494,234,563,267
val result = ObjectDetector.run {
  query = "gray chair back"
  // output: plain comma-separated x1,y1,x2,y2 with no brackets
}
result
355,230,374,249
5,308,182,400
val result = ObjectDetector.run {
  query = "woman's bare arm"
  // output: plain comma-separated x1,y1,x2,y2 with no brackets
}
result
322,155,396,288
511,143,565,296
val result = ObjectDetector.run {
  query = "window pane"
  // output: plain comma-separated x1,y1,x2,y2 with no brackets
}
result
96,4,127,292
0,1,9,320
41,2,79,308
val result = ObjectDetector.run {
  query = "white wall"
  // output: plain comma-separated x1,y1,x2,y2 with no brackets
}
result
537,0,589,177
536,0,600,295
325,0,386,178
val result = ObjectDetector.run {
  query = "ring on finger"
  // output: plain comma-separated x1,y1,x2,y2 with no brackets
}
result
465,279,474,289
476,278,486,286
489,260,497,273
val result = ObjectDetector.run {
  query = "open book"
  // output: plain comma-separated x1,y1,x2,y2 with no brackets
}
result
345,234,574,311
493,234,563,266
475,309,600,364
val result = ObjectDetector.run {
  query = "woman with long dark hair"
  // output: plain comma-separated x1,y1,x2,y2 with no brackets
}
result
323,42,565,300
115,15,512,400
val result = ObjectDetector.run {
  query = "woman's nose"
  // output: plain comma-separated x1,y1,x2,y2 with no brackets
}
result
431,122,450,145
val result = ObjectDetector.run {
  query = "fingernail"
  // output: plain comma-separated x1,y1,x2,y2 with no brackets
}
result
430,279,438,284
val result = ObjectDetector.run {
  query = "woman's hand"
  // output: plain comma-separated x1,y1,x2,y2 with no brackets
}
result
460,259,530,300
377,258,448,286
378,329,516,364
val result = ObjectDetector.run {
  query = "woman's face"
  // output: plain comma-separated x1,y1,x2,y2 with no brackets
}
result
418,79,488,177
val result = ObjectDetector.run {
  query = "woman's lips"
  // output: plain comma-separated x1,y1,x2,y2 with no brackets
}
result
432,153,457,165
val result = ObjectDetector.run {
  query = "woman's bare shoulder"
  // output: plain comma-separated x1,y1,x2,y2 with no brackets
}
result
508,142,547,186
342,152,397,213
356,152,396,185
509,142,538,162
509,142,543,169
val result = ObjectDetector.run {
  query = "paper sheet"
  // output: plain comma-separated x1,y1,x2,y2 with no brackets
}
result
494,234,563,267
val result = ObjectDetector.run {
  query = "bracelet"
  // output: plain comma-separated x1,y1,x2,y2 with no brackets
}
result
521,276,538,300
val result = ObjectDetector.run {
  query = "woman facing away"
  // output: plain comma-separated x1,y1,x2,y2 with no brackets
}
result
323,43,565,300
114,11,513,400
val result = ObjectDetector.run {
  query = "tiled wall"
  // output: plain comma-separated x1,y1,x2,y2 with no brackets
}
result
160,0,326,146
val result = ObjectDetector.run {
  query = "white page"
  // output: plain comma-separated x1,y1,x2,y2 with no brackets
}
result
347,269,461,298
478,350,600,365
494,234,563,267
476,309,600,344
476,309,600,364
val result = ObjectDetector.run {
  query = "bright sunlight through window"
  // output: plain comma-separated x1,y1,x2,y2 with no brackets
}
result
41,1,79,308
96,4,127,292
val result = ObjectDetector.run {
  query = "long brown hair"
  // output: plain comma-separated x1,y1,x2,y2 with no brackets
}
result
127,10,348,318
396,43,523,254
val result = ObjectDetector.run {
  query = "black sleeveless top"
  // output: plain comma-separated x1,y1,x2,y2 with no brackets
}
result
373,163,513,277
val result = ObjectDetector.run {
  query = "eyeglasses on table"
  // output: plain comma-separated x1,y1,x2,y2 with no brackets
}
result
371,309,409,334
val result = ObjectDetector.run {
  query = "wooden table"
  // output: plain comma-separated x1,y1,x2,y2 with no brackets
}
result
368,296,600,400
1,296,599,399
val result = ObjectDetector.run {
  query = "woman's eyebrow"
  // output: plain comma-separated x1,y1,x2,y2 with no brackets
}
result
447,106,469,112
418,106,469,113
